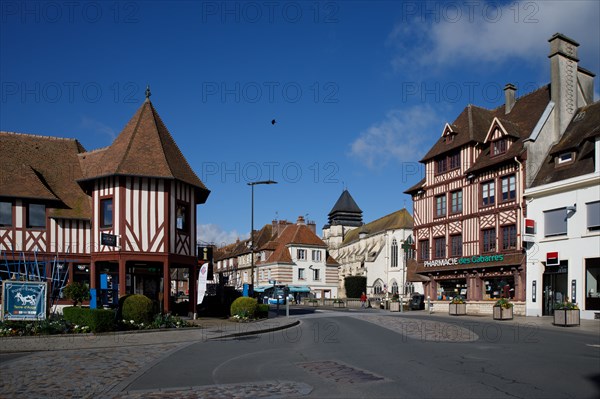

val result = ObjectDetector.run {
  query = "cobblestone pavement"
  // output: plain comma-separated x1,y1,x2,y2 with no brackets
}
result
0,343,186,399
109,381,313,399
351,314,480,342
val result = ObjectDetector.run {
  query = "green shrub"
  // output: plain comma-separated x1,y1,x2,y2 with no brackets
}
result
62,306,115,333
230,297,258,318
63,282,90,306
344,276,367,298
122,294,154,324
255,303,269,319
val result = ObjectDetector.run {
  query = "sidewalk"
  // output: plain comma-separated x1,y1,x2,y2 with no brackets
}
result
0,316,299,353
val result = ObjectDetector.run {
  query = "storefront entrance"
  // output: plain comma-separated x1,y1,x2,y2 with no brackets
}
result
543,262,568,316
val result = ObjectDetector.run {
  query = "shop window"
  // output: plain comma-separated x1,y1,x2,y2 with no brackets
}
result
419,239,430,261
482,228,496,253
27,203,45,228
587,201,600,232
544,208,567,237
391,239,398,267
434,237,446,258
437,279,467,300
585,258,600,310
501,175,516,202
502,224,517,250
436,195,446,218
450,234,462,257
100,198,113,228
484,276,515,299
0,201,12,226
481,181,495,207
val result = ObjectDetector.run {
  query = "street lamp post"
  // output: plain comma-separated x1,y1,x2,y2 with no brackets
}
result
248,180,277,296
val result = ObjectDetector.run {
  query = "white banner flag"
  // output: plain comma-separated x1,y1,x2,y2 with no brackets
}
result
197,264,208,305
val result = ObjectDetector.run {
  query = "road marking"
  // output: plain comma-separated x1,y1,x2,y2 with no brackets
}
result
585,344,600,348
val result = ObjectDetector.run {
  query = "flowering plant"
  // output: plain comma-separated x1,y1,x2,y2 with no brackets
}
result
554,301,579,310
494,298,513,309
450,296,465,304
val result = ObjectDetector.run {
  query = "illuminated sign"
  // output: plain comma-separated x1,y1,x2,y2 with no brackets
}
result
424,254,504,267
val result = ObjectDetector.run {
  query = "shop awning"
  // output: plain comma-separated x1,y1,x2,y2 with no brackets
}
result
253,286,271,293
288,286,311,293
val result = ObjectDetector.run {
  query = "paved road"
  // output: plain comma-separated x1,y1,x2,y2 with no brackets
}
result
1,308,599,398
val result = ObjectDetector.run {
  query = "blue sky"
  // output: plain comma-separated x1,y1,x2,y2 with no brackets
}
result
2,0,599,246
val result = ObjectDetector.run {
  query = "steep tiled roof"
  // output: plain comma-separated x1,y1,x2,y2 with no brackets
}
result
531,101,600,187
261,223,328,265
404,177,426,195
341,208,414,245
79,100,209,203
325,189,363,227
0,132,92,219
214,223,277,261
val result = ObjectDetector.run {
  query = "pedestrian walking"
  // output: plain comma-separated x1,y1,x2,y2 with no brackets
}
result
360,292,367,308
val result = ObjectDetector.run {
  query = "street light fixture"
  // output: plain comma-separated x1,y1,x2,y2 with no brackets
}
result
248,180,277,296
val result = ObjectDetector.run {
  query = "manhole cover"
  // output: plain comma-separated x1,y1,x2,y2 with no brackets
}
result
297,361,385,384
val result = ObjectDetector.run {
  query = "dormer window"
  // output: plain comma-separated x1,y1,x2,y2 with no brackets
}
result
492,138,507,156
556,152,574,165
445,134,455,144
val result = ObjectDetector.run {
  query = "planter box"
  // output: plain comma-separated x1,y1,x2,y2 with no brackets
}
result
333,302,345,308
493,306,513,320
449,303,466,316
553,309,580,326
390,302,401,312
308,301,318,307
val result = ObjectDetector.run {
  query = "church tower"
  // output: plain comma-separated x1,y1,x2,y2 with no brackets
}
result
322,190,363,255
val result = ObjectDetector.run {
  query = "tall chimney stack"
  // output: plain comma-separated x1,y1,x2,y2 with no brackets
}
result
504,83,517,114
548,33,579,141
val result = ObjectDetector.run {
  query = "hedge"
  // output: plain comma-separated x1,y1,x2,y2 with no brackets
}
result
255,303,269,319
344,276,367,299
62,307,115,333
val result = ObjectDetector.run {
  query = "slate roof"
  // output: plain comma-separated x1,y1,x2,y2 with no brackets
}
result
325,189,363,227
341,208,414,246
79,99,210,203
531,101,600,187
0,132,92,219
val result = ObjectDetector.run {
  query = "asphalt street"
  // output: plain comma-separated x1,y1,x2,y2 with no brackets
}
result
1,308,599,398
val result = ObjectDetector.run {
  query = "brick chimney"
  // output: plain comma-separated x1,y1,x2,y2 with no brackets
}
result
504,83,517,114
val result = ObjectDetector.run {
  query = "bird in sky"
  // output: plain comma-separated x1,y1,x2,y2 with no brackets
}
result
271,119,276,125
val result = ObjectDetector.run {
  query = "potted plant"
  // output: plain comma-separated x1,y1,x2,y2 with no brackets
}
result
333,299,345,308
62,282,90,306
390,294,401,312
493,298,513,320
553,301,580,326
308,298,318,307
449,296,466,316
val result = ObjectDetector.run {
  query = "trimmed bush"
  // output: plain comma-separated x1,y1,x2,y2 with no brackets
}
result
255,303,269,319
62,306,115,333
122,294,154,324
230,297,258,318
344,276,367,299
63,282,90,306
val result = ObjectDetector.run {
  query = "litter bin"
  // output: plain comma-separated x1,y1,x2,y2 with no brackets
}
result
410,294,425,310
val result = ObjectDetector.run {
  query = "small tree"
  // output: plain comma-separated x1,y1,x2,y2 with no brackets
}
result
63,282,90,306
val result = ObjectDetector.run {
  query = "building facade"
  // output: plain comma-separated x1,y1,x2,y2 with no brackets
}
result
0,93,210,313
405,34,596,315
524,102,600,320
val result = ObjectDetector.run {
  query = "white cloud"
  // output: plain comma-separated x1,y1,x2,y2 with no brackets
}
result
197,223,247,247
389,1,600,71
349,104,442,170
80,116,116,142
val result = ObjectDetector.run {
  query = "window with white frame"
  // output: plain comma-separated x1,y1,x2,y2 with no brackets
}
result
312,250,322,262
587,201,600,231
297,249,306,260
481,181,495,207
298,268,305,280
312,268,320,281
544,208,567,237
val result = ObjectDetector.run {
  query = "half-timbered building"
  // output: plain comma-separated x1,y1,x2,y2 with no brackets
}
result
405,33,596,315
1,92,210,313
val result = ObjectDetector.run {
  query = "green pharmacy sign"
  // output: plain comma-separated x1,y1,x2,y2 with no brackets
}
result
2,281,47,320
